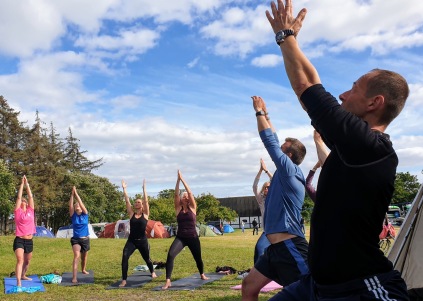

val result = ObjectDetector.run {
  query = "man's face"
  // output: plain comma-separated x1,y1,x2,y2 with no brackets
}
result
339,74,376,118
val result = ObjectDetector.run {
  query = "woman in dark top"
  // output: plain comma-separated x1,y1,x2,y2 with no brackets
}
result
120,179,157,287
162,170,208,289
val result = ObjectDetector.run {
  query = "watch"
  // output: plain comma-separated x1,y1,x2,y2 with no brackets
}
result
275,29,294,45
256,110,266,116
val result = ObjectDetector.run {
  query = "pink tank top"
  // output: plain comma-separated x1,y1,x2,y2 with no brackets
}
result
15,207,36,236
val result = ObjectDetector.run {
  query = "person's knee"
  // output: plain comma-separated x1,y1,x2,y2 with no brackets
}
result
242,275,259,295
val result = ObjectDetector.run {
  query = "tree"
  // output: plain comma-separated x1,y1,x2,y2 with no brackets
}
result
301,194,314,222
392,172,421,205
196,193,238,223
63,128,103,173
0,159,15,234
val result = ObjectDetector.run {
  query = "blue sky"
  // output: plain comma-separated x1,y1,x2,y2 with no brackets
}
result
1,0,422,198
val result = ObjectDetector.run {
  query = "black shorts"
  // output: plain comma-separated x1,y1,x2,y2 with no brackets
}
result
70,237,90,252
255,236,309,286
13,237,34,253
269,270,409,301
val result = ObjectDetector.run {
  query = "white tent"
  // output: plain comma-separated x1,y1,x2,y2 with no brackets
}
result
388,183,423,300
56,224,98,239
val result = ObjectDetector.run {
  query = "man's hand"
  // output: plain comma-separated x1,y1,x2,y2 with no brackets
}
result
265,0,307,37
252,96,265,112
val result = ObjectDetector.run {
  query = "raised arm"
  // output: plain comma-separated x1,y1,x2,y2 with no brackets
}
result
252,96,272,133
74,187,88,214
305,161,320,203
313,130,329,165
122,180,133,217
253,160,264,199
142,179,150,217
24,176,34,209
174,171,181,212
261,158,273,181
69,186,75,216
179,170,197,212
15,176,25,211
266,0,320,99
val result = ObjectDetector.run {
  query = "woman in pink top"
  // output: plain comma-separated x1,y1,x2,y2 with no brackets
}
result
13,175,36,287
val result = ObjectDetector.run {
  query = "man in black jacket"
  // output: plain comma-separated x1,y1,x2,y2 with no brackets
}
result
265,0,410,300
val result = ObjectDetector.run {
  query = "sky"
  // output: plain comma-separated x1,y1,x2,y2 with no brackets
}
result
0,0,422,199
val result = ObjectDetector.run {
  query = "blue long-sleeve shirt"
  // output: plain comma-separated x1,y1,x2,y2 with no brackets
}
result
259,128,306,238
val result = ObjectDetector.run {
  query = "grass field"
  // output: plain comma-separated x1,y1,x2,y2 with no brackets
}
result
1,228,305,301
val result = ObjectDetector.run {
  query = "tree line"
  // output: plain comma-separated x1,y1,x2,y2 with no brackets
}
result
1,95,420,233
0,96,237,234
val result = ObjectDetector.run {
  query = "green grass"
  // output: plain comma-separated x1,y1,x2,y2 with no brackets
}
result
1,228,306,301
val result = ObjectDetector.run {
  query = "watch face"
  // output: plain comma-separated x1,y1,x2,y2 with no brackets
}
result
276,31,284,42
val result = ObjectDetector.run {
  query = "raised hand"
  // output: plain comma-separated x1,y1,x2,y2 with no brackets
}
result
121,180,127,189
265,0,307,37
252,96,264,112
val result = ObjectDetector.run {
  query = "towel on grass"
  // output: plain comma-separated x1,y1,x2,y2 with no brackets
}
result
231,281,282,292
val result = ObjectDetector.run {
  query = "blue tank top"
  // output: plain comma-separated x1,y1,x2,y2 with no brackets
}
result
177,209,197,238
72,212,89,238
128,213,147,240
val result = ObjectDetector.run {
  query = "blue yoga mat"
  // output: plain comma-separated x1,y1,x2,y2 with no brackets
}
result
4,275,46,294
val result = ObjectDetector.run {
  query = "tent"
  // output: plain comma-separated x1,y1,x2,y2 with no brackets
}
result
56,224,98,239
198,224,216,237
223,224,234,233
388,183,423,300
146,220,170,238
208,225,222,235
34,226,54,238
98,219,170,239
98,222,117,238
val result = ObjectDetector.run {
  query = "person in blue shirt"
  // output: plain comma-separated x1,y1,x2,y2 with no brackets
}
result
242,96,309,301
69,186,90,284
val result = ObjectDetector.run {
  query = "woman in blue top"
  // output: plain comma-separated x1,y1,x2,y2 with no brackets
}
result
69,186,90,284
120,179,157,287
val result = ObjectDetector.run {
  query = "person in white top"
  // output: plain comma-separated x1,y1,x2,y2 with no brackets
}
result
252,158,273,264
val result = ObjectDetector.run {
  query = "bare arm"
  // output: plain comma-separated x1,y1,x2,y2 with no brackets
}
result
122,180,134,217
252,161,263,199
142,179,150,217
261,158,273,180
74,187,88,214
179,170,197,212
174,172,181,213
266,0,320,99
69,187,75,217
314,130,329,165
15,176,25,211
252,96,272,132
24,175,34,209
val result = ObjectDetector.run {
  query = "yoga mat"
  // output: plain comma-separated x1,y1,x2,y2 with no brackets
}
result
152,272,225,291
59,270,94,286
4,275,46,294
231,280,283,292
106,271,162,289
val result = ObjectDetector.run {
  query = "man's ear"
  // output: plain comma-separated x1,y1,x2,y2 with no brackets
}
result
287,152,293,159
368,95,385,112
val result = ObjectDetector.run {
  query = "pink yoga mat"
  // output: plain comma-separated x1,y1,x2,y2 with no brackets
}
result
231,281,283,292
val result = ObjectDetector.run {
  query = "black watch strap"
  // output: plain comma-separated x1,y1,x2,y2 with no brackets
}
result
256,110,266,116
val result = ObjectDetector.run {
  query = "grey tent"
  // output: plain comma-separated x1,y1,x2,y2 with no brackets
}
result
388,183,423,300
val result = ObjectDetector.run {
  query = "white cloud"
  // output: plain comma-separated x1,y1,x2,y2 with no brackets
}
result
251,54,282,67
187,57,200,68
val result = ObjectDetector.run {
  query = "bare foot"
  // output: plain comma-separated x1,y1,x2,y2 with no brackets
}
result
151,272,157,278
161,279,171,290
82,270,89,275
200,274,209,280
72,279,78,284
119,280,126,287
22,276,32,281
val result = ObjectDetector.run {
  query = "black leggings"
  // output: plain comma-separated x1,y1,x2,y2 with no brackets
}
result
165,236,204,279
121,238,154,280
